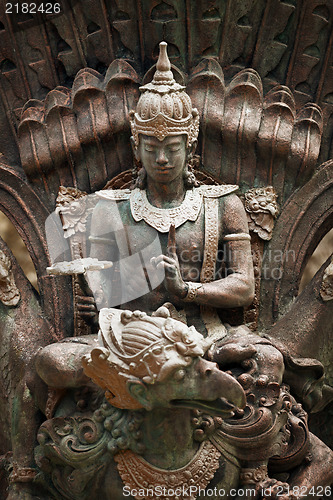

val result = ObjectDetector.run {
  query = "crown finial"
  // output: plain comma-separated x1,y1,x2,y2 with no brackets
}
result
153,42,174,83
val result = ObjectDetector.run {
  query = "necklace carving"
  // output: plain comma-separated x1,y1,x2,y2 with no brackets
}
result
114,440,221,500
130,187,203,233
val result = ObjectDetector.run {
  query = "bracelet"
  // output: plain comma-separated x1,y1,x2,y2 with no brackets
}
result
183,282,203,302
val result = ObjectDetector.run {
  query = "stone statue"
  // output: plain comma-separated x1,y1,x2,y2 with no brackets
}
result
32,43,333,499
35,303,333,499
0,0,333,496
82,42,254,335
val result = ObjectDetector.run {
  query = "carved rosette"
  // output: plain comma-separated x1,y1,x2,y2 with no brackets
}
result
320,258,333,302
55,186,90,260
244,187,279,241
0,250,20,307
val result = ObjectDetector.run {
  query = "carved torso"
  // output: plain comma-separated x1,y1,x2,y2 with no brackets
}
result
89,185,244,323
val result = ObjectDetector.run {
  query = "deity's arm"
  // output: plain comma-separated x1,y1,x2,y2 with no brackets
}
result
89,202,118,258
185,194,255,309
87,200,119,308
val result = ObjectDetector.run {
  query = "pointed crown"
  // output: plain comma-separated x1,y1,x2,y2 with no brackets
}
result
82,307,212,410
129,42,199,147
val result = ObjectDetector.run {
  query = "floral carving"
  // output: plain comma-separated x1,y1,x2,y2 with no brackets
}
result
244,187,279,241
0,250,20,307
320,258,333,302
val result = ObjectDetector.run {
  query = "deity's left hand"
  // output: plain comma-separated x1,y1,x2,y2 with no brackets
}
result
151,225,188,299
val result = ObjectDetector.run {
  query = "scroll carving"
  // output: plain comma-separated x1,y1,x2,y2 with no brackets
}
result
0,250,20,307
320,258,333,302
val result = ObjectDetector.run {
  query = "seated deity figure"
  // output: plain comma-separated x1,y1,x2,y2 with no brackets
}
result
86,42,255,342
79,43,329,413
35,41,331,418
38,42,264,401
34,42,333,500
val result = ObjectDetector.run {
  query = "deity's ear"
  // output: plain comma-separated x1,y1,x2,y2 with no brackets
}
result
187,140,197,159
130,136,140,162
127,379,152,410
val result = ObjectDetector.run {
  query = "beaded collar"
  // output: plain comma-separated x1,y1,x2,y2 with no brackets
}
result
130,187,203,233
114,440,221,500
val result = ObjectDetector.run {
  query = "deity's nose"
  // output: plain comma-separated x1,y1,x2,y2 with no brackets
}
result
156,148,168,165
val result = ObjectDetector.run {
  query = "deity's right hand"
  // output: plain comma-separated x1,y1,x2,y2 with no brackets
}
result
77,295,98,326
76,273,99,327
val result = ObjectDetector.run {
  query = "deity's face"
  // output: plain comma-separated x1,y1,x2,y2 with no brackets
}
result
136,134,188,184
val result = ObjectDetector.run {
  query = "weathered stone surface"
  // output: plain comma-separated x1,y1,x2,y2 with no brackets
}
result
0,4,332,498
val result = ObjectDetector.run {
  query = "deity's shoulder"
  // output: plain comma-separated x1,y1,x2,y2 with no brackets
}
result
95,188,131,201
198,184,238,198
90,189,131,235
196,185,249,236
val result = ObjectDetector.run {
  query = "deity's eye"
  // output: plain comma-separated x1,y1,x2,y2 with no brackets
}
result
173,369,186,381
144,145,155,152
168,145,181,152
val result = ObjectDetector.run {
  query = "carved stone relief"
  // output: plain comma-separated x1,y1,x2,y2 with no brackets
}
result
0,250,20,307
0,3,332,499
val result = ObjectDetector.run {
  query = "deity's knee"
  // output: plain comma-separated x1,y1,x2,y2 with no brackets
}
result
254,344,284,385
35,336,97,388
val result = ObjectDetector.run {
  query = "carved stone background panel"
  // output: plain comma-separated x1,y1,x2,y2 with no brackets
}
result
1,0,333,165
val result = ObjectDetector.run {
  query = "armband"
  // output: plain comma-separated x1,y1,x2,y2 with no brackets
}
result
89,236,114,245
224,233,251,241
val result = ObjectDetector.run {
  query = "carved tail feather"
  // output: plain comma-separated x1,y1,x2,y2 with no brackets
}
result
15,56,323,207
0,238,56,490
265,256,333,417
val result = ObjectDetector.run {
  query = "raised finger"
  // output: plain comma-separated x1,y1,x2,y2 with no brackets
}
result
156,261,177,273
152,255,175,266
167,224,177,258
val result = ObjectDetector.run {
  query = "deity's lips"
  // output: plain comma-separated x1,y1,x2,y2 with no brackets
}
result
154,166,175,172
